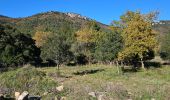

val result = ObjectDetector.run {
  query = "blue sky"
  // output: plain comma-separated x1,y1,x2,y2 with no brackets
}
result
0,0,169,24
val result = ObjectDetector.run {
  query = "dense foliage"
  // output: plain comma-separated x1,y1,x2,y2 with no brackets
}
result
160,32,170,60
0,11,164,69
74,21,101,64
71,21,123,65
118,11,158,69
94,31,123,62
41,33,73,67
0,24,41,67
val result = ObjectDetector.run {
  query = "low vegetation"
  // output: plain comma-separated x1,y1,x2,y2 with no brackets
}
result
0,65,61,99
0,64,170,99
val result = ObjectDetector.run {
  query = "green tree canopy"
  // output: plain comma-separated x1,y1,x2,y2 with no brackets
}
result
41,33,73,68
94,31,123,62
74,21,102,64
160,32,170,60
0,24,41,67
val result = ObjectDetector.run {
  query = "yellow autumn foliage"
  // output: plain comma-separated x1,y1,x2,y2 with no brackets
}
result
118,11,158,61
33,31,51,47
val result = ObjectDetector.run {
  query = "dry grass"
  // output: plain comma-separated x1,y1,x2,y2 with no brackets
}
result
39,64,170,100
1,64,170,99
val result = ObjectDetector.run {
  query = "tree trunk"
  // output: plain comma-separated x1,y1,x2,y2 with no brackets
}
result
120,61,124,72
57,64,60,71
116,61,120,74
141,58,145,70
88,57,91,65
57,64,60,77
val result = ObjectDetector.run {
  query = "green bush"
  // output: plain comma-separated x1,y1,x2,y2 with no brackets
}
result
0,65,58,96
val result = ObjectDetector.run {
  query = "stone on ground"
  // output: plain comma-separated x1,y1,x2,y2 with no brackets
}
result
88,92,96,98
15,92,20,100
18,91,29,100
56,85,64,92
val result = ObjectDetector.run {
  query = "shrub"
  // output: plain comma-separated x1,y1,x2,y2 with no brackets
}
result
0,65,58,96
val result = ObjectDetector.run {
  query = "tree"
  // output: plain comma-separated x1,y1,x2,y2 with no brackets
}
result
94,31,123,63
75,21,101,64
160,32,170,60
118,11,158,69
0,24,41,67
14,33,42,65
33,31,51,47
41,33,73,69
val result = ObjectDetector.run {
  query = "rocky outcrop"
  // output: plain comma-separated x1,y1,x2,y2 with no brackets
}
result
152,20,170,26
66,12,88,20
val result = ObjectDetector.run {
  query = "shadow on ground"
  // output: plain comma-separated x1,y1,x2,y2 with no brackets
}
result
122,68,138,73
144,62,161,68
73,69,105,76
162,62,170,65
0,97,15,100
121,61,162,73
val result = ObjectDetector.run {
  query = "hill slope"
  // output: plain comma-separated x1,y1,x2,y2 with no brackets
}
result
0,11,108,36
153,20,170,35
1,11,170,35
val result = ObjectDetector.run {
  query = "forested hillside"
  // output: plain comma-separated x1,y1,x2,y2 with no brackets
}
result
1,11,170,68
0,11,108,36
153,20,170,35
1,11,169,41
1,11,170,39
0,11,116,68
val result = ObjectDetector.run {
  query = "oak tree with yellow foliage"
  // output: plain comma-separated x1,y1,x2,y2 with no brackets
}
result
118,11,158,69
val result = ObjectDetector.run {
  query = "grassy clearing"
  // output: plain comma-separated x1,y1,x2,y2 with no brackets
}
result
0,64,170,100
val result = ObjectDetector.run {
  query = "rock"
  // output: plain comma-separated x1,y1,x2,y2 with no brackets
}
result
89,92,106,100
66,13,88,20
15,92,20,100
28,95,41,100
43,92,48,96
56,85,64,92
54,96,58,100
61,97,66,100
88,92,96,98
0,94,3,96
97,94,103,100
55,96,61,100
0,94,4,100
128,91,132,95
18,91,29,100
